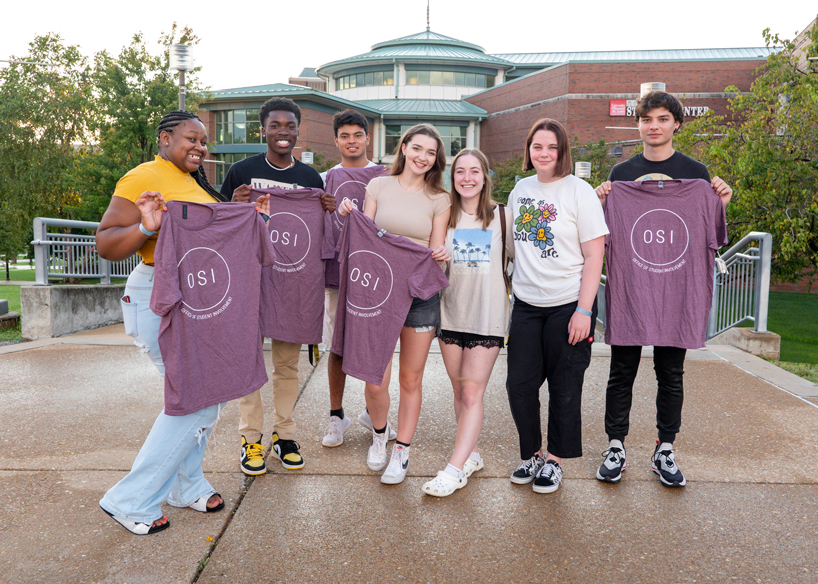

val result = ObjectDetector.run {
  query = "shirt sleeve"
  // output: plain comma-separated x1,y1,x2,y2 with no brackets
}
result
149,214,182,317
407,252,450,300
576,184,610,242
255,212,277,267
365,178,380,205
321,209,336,260
433,191,452,218
709,189,729,250
113,166,156,203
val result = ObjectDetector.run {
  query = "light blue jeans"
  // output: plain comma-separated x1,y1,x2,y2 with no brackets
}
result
99,263,224,523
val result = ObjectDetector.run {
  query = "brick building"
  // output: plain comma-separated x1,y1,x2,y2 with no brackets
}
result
198,30,772,187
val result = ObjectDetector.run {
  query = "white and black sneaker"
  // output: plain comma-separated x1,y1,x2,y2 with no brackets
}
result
533,460,563,494
510,454,545,485
596,439,626,483
651,441,686,487
381,444,410,484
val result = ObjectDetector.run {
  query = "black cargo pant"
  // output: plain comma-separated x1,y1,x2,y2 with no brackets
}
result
604,345,686,444
506,297,597,460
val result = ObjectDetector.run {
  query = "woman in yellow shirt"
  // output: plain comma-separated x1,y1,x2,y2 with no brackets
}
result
96,111,230,535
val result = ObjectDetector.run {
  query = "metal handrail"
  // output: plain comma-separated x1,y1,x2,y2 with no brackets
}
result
597,231,773,340
31,217,140,285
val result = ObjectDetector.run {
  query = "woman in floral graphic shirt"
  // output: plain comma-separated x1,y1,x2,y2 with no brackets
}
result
504,118,609,495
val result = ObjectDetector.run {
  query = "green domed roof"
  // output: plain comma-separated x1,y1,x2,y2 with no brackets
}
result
316,30,512,77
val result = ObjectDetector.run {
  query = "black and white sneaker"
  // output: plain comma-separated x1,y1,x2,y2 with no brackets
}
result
596,439,626,483
651,441,686,487
533,460,563,494
510,454,545,484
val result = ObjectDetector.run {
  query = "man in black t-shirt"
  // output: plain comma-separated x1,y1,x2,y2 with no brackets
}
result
594,91,732,488
221,97,334,476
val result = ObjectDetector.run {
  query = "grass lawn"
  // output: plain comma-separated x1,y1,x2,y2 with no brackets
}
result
766,292,818,365
0,284,22,343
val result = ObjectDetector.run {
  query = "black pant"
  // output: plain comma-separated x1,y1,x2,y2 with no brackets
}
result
604,345,686,444
506,297,597,460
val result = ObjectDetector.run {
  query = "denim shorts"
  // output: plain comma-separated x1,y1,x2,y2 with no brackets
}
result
438,329,504,349
404,293,440,329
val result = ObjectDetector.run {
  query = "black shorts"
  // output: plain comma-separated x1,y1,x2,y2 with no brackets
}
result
437,329,504,349
404,294,440,329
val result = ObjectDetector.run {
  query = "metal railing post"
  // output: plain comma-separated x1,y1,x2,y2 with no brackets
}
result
32,217,50,286
707,266,720,338
100,257,111,285
753,232,772,333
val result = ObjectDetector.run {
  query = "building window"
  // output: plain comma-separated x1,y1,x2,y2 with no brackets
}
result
406,70,494,88
215,109,262,145
384,123,468,157
211,153,252,186
337,70,394,90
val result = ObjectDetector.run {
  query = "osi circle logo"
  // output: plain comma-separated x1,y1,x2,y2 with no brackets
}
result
177,247,231,311
346,250,393,311
630,209,690,267
270,212,311,266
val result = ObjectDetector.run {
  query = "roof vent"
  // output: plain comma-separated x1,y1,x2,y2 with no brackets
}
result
640,82,666,97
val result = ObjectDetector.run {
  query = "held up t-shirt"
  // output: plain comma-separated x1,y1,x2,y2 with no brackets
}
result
324,165,387,289
604,179,728,349
509,174,608,307
150,201,276,416
332,209,450,385
250,187,335,344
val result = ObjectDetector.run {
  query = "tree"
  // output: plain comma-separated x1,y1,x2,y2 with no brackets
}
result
67,24,210,222
675,25,818,283
0,33,93,277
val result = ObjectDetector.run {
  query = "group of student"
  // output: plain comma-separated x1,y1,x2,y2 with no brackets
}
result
95,91,731,535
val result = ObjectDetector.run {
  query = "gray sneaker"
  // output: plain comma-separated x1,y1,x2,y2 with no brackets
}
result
510,454,545,484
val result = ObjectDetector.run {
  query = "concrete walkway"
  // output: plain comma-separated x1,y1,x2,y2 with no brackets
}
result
1,325,816,583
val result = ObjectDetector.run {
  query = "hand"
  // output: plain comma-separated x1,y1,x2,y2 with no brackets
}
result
567,310,591,345
711,176,732,206
134,191,166,232
232,184,252,203
595,181,612,207
320,191,337,214
337,198,356,216
430,245,451,262
255,194,271,217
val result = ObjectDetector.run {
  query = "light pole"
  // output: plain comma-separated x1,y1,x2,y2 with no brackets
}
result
168,44,194,111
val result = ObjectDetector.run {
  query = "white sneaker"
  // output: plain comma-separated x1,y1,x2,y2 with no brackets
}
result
367,423,391,471
322,415,352,447
358,410,397,441
381,444,410,484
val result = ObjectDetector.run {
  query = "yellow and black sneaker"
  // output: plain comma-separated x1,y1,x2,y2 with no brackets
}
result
240,435,267,476
271,432,305,470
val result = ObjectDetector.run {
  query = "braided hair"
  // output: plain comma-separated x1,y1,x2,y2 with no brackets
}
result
157,110,229,202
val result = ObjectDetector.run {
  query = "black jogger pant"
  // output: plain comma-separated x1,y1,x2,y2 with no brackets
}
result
506,297,597,460
604,345,686,444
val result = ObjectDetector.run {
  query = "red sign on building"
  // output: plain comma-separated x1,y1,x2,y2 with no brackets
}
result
609,100,627,116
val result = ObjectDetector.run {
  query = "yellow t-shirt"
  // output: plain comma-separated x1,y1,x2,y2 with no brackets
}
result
365,176,451,248
113,156,216,264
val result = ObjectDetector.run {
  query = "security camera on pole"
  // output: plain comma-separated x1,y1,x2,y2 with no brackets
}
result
169,44,194,110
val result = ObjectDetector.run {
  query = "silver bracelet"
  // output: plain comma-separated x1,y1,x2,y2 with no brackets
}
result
138,223,157,237
575,306,593,317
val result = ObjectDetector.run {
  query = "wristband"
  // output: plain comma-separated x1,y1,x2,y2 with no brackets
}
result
575,306,593,317
260,213,270,223
138,223,157,237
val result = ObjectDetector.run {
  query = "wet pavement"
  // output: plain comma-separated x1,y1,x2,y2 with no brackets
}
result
1,325,816,583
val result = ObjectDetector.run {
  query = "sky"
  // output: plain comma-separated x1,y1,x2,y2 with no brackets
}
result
2,1,815,91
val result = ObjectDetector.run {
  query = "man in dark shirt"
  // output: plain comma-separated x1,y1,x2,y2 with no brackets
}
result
221,97,334,476
594,91,732,488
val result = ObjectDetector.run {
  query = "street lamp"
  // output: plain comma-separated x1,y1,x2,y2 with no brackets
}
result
168,44,194,110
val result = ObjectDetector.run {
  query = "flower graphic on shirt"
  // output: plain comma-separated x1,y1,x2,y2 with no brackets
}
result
515,205,540,233
539,203,558,223
529,224,554,249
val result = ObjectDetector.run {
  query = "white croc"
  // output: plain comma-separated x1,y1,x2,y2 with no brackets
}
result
464,457,484,478
422,471,467,497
